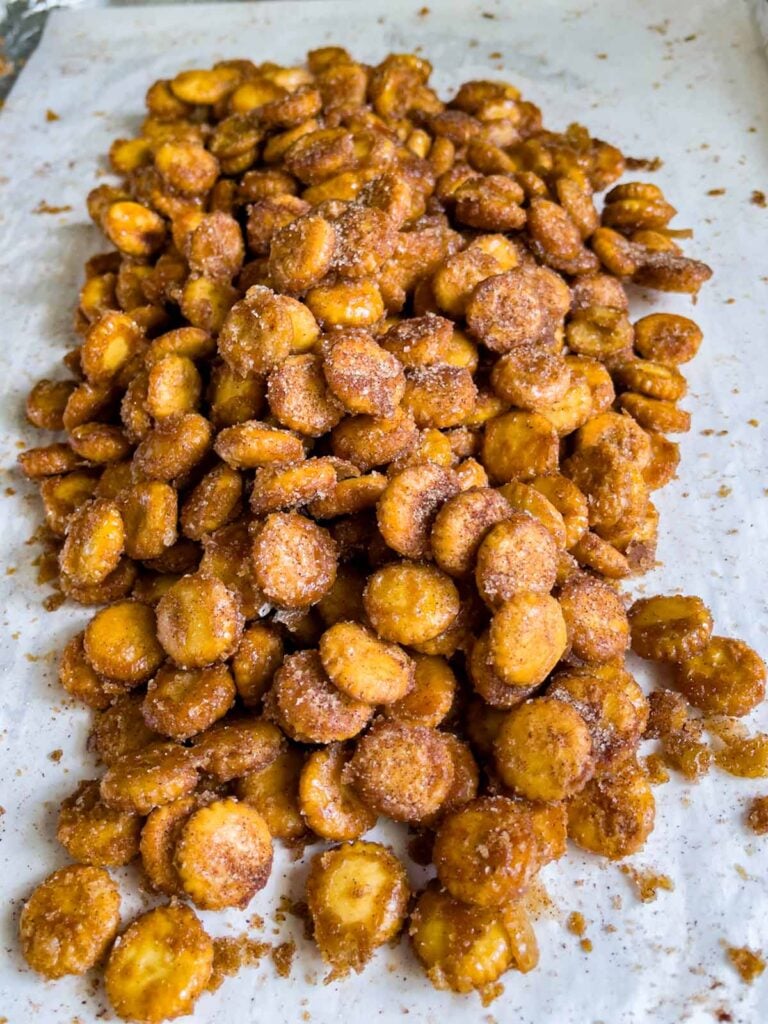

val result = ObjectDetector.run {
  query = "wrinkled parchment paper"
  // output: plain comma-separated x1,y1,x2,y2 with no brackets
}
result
1,2,767,1021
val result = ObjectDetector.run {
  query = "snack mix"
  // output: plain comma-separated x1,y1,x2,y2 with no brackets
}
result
16,46,766,1020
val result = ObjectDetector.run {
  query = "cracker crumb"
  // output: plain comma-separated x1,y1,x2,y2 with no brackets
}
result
33,200,73,215
273,894,292,924
725,944,765,984
620,866,675,902
206,935,269,992
272,940,296,978
746,795,768,834
566,911,587,937
626,156,663,171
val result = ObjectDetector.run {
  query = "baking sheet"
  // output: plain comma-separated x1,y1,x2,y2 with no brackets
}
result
1,1,767,1021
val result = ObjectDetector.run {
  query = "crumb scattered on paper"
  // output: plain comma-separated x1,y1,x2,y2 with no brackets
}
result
272,940,296,978
207,935,270,992
626,156,663,171
33,201,72,215
621,866,675,903
725,945,765,984
746,796,768,834
566,911,587,937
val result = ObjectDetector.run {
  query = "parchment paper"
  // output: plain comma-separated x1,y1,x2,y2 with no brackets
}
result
1,2,767,1021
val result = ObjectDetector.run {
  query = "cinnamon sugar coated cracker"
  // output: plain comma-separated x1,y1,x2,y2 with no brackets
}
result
14,44,767,1019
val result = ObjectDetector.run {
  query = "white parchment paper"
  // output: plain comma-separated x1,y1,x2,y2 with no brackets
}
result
1,2,767,1021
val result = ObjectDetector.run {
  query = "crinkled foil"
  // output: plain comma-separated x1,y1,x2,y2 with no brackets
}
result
0,1,75,102
0,0,255,104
